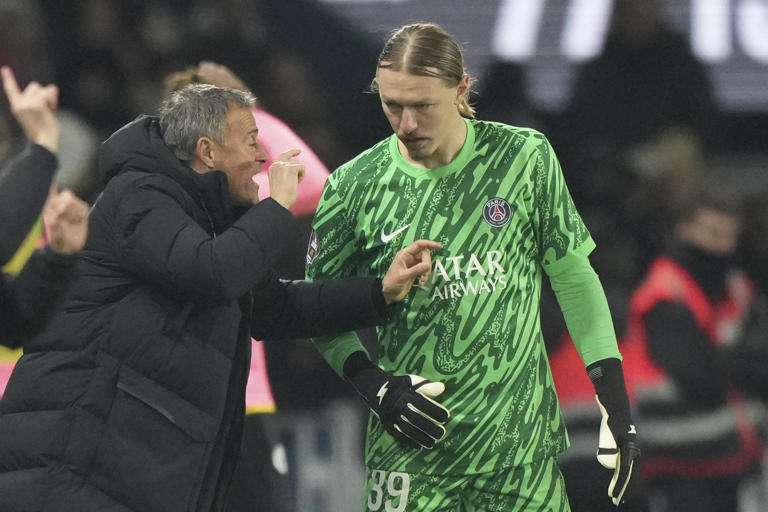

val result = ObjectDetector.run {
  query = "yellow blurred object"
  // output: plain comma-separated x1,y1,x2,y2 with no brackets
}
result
0,346,22,363
2,217,44,274
0,217,45,372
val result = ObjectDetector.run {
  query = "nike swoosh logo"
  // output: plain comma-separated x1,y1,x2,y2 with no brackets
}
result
380,223,412,244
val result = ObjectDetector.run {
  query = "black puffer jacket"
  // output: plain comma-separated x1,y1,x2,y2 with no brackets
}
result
0,116,390,512
1,248,78,347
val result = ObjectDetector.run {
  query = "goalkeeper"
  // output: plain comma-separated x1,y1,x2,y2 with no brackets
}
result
306,22,641,511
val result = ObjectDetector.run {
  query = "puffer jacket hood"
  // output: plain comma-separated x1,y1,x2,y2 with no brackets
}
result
97,114,238,234
98,115,202,197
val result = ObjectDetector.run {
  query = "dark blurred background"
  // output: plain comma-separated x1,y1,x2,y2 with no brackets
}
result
1,0,767,510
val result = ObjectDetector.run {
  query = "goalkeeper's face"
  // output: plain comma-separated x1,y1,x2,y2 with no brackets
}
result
377,68,468,168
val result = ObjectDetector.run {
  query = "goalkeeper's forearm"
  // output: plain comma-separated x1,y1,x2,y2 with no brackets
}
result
590,357,641,506
588,357,633,436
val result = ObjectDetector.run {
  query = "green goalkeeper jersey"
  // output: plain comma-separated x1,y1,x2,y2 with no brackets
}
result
306,119,596,476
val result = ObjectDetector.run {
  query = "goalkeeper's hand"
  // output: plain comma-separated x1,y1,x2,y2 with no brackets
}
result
596,397,642,506
343,351,449,449
369,373,449,449
588,358,641,506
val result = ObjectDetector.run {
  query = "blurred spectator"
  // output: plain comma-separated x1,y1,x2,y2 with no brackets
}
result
556,0,718,286
619,126,706,280
0,66,89,349
1,188,90,349
0,66,61,259
562,0,717,159
0,1,102,202
621,187,768,512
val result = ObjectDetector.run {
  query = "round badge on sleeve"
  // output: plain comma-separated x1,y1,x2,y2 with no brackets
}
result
483,197,512,227
306,229,320,264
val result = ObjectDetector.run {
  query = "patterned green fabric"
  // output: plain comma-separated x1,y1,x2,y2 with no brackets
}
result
362,456,570,512
307,119,595,475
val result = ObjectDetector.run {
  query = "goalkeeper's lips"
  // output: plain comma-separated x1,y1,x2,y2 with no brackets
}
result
399,136,429,150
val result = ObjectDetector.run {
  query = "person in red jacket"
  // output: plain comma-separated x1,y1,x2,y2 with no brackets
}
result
622,187,768,512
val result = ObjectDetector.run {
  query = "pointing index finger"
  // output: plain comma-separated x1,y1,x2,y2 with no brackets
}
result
275,148,301,162
402,239,442,255
1,66,21,102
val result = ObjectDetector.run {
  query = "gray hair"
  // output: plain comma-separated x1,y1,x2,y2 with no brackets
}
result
158,84,255,162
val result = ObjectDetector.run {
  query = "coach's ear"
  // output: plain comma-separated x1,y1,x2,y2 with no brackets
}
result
195,137,217,170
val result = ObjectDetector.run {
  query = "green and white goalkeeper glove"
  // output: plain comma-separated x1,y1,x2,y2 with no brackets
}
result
588,358,642,506
343,351,450,449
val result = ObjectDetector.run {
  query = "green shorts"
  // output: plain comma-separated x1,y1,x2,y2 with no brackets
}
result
362,456,571,512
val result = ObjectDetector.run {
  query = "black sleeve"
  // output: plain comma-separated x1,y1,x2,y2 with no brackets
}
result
645,301,729,406
250,276,393,341
0,247,78,348
114,179,296,302
0,143,58,264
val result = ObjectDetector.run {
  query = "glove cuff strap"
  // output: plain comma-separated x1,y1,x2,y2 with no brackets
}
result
588,357,631,417
343,350,377,381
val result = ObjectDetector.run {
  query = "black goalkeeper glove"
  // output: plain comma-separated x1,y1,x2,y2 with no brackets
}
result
343,351,450,449
588,358,642,506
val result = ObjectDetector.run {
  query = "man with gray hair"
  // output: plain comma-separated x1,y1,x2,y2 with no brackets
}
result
0,84,440,512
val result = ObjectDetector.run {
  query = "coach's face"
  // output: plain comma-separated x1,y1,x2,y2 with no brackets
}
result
211,105,267,205
377,67,469,169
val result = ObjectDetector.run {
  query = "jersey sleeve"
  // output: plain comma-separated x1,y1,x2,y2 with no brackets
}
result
531,135,595,276
549,257,622,366
306,172,368,375
530,135,620,365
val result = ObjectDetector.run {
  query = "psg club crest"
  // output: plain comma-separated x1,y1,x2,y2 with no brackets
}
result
306,229,320,264
483,197,512,228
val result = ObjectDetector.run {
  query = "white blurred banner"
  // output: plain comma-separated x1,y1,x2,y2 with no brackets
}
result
318,0,768,112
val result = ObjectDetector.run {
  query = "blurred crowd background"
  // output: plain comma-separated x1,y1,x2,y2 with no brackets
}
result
1,0,768,510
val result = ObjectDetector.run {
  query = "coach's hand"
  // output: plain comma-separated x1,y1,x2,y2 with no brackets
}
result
382,239,442,303
268,148,305,209
343,351,449,449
